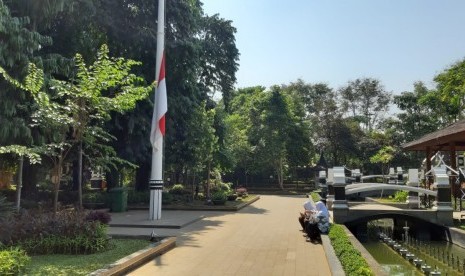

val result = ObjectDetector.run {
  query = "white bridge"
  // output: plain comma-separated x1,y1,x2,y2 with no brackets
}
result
345,183,437,197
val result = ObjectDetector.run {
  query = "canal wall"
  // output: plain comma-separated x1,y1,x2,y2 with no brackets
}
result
447,227,465,248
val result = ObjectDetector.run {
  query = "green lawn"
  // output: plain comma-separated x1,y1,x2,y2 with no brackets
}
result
25,239,151,275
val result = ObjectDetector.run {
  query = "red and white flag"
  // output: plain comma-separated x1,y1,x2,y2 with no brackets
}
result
150,52,167,150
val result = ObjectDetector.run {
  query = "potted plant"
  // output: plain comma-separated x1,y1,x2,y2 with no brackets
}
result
211,191,227,205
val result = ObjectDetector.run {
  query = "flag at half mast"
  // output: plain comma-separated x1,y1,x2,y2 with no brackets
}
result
150,52,167,150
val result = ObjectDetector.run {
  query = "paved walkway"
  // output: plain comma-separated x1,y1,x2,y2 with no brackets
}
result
119,195,331,276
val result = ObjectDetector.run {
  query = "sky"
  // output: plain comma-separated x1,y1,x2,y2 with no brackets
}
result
201,0,465,95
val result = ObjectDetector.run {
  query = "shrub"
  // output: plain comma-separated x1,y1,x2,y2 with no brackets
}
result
0,209,110,254
328,224,374,276
85,210,112,224
210,182,232,194
127,190,150,204
0,247,30,275
236,187,248,197
162,191,173,204
82,192,108,204
211,191,227,202
169,184,186,195
393,190,408,202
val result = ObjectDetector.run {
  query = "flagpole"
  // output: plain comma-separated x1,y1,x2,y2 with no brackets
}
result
149,0,165,220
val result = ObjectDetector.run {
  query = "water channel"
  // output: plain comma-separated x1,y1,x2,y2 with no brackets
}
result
358,219,465,275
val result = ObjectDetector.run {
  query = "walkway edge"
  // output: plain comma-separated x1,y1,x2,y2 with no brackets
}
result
321,234,345,276
94,237,176,276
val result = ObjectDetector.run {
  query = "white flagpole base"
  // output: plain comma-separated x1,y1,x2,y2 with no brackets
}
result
149,180,163,220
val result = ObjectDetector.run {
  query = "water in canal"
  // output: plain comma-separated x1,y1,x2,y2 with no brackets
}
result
361,220,465,275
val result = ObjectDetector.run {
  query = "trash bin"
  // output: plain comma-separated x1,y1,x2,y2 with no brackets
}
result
109,187,127,212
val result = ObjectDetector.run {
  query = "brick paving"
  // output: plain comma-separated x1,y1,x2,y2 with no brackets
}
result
127,195,331,276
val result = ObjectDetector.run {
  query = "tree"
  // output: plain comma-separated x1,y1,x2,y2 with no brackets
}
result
339,78,391,132
185,101,218,199
393,82,439,143
370,145,396,176
251,86,294,189
432,58,465,122
0,1,53,190
0,45,152,212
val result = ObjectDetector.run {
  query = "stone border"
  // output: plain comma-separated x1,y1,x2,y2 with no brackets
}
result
321,234,345,276
90,237,176,276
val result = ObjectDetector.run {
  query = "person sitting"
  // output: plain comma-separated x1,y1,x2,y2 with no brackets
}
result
298,197,315,231
315,199,330,234
305,199,330,243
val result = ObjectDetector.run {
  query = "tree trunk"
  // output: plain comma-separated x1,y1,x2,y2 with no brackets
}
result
278,158,284,190
77,141,83,210
53,156,63,213
191,172,196,201
206,161,211,200
15,156,23,211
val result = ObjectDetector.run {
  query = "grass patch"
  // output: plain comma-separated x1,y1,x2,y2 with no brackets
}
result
25,239,151,275
164,194,258,208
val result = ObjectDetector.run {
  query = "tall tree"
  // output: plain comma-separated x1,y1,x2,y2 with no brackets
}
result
0,45,152,212
432,57,465,122
339,78,391,132
393,82,439,143
0,0,54,195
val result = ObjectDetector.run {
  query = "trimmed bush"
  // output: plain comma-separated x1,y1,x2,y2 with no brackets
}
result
0,210,110,255
0,247,30,275
169,184,186,195
328,224,374,276
210,182,232,194
127,190,150,204
162,191,173,204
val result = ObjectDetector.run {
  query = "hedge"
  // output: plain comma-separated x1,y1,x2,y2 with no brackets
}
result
328,224,374,276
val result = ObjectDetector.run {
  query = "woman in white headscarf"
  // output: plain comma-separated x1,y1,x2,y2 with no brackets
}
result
315,200,330,234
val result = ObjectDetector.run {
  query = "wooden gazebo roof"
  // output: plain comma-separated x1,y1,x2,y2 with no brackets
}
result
402,119,465,151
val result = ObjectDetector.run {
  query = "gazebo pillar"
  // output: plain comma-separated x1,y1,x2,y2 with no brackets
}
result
450,142,457,209
426,147,432,189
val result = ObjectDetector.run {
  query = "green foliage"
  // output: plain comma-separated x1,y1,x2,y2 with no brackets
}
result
339,78,391,132
370,146,395,164
0,210,110,254
82,192,108,204
0,195,14,222
210,181,232,194
393,190,408,202
211,191,227,202
0,145,42,164
127,190,150,204
0,247,30,275
85,210,111,225
433,58,465,122
169,184,186,195
328,224,374,276
161,191,173,205
25,239,149,275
